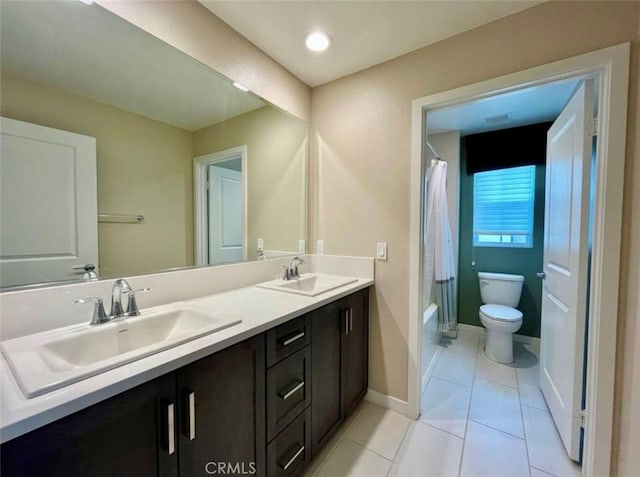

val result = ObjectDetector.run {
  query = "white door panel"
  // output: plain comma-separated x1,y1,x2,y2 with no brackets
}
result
539,80,593,461
0,117,98,287
208,165,244,264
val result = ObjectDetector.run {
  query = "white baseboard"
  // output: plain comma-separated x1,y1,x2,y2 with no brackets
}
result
456,323,485,336
421,345,443,392
456,323,541,347
364,389,408,416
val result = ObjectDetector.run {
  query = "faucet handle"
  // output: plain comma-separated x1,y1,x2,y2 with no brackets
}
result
292,257,305,278
125,287,151,316
75,297,108,326
282,266,290,281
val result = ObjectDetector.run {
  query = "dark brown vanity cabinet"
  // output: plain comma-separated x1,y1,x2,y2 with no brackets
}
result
177,335,266,477
0,373,178,477
0,288,369,477
340,289,369,416
311,288,369,455
0,337,266,477
265,315,312,477
267,407,311,477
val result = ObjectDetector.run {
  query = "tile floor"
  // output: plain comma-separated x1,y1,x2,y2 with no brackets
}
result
304,328,582,477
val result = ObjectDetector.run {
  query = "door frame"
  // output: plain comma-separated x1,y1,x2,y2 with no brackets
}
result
408,43,630,477
193,145,248,266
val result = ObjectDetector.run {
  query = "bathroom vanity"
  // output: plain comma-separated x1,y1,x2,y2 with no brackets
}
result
0,276,370,477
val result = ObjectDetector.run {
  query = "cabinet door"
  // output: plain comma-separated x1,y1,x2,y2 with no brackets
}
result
341,288,369,416
0,374,177,477
310,299,343,455
177,335,266,477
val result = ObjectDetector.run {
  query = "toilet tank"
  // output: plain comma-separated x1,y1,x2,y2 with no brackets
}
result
478,272,524,307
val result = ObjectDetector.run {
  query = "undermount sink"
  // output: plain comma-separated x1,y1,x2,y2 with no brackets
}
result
256,273,358,297
1,304,241,398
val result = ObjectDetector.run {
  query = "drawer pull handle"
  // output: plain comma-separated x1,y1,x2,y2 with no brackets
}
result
281,444,305,471
279,380,305,400
188,391,196,440
280,331,305,347
167,403,175,455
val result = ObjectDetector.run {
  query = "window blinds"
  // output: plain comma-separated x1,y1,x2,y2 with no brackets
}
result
473,165,535,247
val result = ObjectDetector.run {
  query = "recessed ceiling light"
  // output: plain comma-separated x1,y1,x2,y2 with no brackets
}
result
232,82,250,92
305,31,331,52
79,0,94,5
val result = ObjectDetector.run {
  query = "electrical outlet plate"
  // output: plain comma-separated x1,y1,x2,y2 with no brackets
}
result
376,242,388,260
298,240,306,253
257,238,264,252
316,240,324,255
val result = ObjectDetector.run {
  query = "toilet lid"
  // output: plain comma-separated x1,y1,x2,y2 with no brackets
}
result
480,304,522,322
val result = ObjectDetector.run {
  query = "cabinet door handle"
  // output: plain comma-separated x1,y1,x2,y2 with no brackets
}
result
187,391,196,440
280,444,305,471
280,331,305,347
167,403,175,455
344,309,349,335
279,380,305,400
349,308,353,332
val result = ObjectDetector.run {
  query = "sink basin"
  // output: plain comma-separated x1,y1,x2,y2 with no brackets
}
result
1,304,241,398
256,273,358,297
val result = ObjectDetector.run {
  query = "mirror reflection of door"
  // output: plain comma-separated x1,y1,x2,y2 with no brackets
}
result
208,159,244,264
0,117,99,287
194,146,247,266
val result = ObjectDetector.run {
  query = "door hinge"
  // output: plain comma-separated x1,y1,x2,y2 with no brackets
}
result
580,409,586,428
587,117,598,137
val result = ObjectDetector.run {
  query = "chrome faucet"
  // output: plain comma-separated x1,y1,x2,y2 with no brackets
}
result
74,297,109,325
75,279,150,325
111,279,150,318
283,256,305,281
110,279,132,318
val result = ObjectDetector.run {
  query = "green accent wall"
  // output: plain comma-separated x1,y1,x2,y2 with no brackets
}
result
457,138,546,338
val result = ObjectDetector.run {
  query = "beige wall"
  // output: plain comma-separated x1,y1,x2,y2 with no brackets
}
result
309,3,639,475
613,5,640,476
194,107,308,259
97,0,311,123
1,71,195,278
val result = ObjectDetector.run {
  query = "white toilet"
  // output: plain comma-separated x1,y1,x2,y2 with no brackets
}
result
478,272,524,364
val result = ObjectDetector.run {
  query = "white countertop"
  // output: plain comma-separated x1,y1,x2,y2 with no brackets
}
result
0,277,373,443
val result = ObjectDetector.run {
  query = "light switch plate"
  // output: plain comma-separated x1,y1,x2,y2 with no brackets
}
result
377,242,388,260
298,240,306,253
316,240,324,255
257,238,264,252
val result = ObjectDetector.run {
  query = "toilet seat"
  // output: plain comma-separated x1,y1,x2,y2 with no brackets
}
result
480,304,522,323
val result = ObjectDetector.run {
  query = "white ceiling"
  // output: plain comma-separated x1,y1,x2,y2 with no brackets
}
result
200,0,543,87
1,1,265,131
426,78,580,137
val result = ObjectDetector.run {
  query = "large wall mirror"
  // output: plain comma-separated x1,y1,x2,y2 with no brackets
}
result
0,1,308,289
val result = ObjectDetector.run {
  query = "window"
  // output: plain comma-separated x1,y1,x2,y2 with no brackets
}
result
473,165,535,248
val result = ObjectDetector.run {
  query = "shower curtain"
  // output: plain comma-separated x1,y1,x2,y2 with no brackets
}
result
424,159,457,332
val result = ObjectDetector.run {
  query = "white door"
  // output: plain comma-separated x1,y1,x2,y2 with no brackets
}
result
0,117,98,287
539,80,594,461
208,164,244,264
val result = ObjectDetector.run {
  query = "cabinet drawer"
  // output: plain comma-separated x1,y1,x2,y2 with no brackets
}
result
267,408,311,477
267,346,311,441
266,314,310,367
